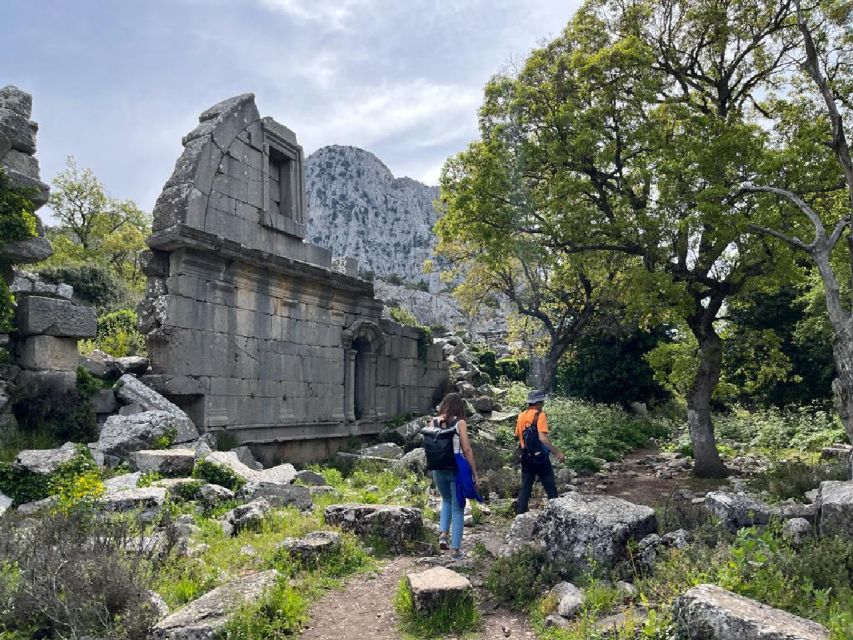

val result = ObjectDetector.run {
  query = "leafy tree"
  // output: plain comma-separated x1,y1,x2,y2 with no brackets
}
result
0,168,38,332
43,157,150,297
439,0,798,476
739,0,853,444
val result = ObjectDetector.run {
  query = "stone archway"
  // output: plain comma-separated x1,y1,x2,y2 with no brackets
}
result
342,320,385,422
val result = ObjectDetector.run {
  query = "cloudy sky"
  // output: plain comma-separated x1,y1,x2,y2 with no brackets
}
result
3,0,580,221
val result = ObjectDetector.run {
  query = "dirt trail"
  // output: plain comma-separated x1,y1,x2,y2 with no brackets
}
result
299,523,536,640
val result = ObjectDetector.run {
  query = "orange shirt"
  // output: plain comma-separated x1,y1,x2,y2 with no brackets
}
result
515,408,548,448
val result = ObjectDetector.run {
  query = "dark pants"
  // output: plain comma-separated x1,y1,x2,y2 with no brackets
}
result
516,459,558,514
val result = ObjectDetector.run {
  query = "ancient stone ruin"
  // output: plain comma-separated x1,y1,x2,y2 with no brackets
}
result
138,94,448,460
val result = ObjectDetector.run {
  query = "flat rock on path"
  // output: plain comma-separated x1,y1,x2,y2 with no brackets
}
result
298,555,535,640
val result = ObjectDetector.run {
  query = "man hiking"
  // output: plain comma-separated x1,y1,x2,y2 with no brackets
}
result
515,389,565,514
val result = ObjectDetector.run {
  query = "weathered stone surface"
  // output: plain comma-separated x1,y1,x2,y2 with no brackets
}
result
551,582,584,618
240,481,312,510
817,480,853,537
295,469,326,486
0,492,12,516
152,570,278,639
533,494,657,569
91,389,117,414
783,518,813,546
115,374,197,442
393,447,427,474
406,566,472,613
0,236,52,263
133,449,196,476
97,411,185,458
201,451,297,486
81,349,122,379
230,445,262,470
360,442,404,459
17,335,79,370
324,504,422,552
0,86,32,118
15,442,77,474
17,496,57,514
278,530,341,563
104,472,142,493
380,415,432,447
673,583,829,640
100,487,167,512
198,483,234,505
499,511,542,557
704,492,773,533
15,295,97,337
474,396,495,413
221,498,270,535
11,270,72,299
0,107,35,153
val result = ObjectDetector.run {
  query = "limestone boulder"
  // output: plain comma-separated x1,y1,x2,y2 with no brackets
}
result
499,511,543,558
152,570,278,639
239,481,312,510
704,492,773,533
0,236,52,264
533,494,658,569
380,415,431,447
97,411,186,459
132,449,196,476
551,582,584,618
91,389,117,414
278,530,341,564
294,469,327,486
474,396,495,413
393,447,427,474
198,483,234,506
230,445,262,470
783,518,813,546
817,480,853,537
0,492,12,516
673,584,830,640
406,566,472,613
221,498,270,535
114,374,197,443
324,504,422,553
100,487,167,512
200,451,297,486
360,442,404,459
15,442,78,475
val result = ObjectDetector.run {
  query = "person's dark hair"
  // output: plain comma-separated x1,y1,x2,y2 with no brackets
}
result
438,392,465,422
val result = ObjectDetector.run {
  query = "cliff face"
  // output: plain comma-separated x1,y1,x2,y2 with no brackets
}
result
305,145,441,291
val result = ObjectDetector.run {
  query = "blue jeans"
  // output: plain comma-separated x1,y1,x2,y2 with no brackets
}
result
433,469,464,549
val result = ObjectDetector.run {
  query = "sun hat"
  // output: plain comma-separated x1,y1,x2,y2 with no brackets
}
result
527,390,547,405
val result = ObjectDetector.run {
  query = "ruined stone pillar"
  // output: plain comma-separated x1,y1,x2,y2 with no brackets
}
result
344,349,356,421
364,352,378,420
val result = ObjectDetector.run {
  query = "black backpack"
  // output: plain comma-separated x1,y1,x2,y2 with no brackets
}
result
520,411,547,466
421,417,458,471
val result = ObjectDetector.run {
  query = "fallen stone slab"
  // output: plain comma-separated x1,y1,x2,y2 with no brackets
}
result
104,472,142,493
324,504,422,553
133,449,195,476
240,481,312,510
230,445,262,470
673,583,829,640
100,487,167,512
704,492,774,533
360,442,404,459
533,494,657,569
97,411,185,458
198,483,234,506
393,447,427,474
406,566,472,613
152,570,278,639
91,389,117,414
114,374,197,443
200,451,297,486
278,530,341,564
593,607,648,637
294,469,326,486
15,442,77,474
817,480,853,537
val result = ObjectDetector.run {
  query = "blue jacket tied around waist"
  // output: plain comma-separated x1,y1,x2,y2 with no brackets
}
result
454,452,483,508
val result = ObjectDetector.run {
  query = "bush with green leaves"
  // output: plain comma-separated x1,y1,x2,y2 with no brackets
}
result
38,263,126,312
0,445,100,505
221,577,309,639
485,546,564,610
715,404,845,453
192,458,246,492
394,577,480,637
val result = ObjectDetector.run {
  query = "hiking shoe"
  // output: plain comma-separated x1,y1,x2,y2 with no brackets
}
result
450,549,464,561
439,531,449,551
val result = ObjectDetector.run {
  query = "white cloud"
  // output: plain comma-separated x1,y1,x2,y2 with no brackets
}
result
255,0,371,30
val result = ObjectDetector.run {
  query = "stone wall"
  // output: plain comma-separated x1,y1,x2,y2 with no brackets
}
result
139,94,448,457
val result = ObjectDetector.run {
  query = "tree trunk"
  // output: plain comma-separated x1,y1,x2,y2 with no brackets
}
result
539,341,564,394
686,320,728,478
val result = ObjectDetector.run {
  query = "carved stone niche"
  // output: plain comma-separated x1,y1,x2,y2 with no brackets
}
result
260,117,306,240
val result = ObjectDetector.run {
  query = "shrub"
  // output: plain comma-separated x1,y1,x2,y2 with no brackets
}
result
0,445,100,505
82,308,147,357
192,459,246,492
0,507,161,639
485,546,563,610
750,460,848,502
715,404,845,453
394,577,480,637
496,356,530,383
38,263,127,313
390,305,419,327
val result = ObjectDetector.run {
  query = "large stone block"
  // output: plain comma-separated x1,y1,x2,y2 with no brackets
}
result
817,480,853,537
532,494,658,570
115,374,198,443
15,296,96,337
0,107,36,154
97,411,185,458
704,492,773,533
152,570,278,640
17,335,80,371
672,584,829,639
0,236,52,263
323,504,422,553
0,86,32,118
406,566,472,614
132,449,196,476
15,442,78,475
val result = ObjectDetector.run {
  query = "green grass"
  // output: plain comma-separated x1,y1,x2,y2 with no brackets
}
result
394,578,480,638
